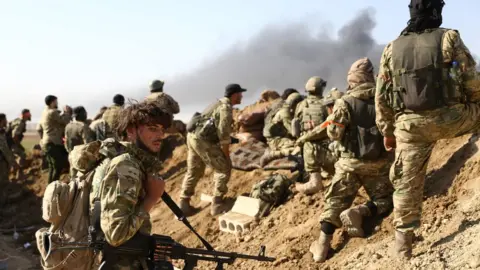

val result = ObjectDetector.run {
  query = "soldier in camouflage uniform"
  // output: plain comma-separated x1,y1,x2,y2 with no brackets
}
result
88,102,172,269
7,109,31,177
40,95,72,183
309,58,394,263
179,84,245,216
89,106,108,141
65,106,94,152
293,77,335,195
102,94,125,139
0,114,19,185
375,0,480,259
145,80,180,116
260,92,303,166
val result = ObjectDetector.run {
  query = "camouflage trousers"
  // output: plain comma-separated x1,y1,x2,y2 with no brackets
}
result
391,102,480,233
266,137,297,157
180,133,231,199
303,141,336,174
320,156,394,228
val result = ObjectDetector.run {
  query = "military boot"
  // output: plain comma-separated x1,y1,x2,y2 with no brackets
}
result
340,204,371,238
393,230,413,259
179,198,199,217
211,196,228,216
295,172,323,195
309,231,333,263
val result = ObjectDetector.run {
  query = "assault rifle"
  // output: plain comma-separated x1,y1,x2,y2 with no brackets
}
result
45,192,275,270
47,232,275,270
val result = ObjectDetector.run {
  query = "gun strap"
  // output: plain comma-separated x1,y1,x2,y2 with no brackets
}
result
161,192,215,251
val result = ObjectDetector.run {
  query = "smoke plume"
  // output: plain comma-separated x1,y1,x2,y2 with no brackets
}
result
160,8,385,113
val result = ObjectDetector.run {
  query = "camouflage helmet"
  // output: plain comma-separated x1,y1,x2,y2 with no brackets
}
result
285,92,303,108
323,88,344,106
305,76,327,95
149,80,165,92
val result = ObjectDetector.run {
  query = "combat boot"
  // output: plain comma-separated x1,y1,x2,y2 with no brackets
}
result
210,196,227,216
393,230,413,260
340,204,371,238
295,172,323,195
179,198,199,217
309,231,333,263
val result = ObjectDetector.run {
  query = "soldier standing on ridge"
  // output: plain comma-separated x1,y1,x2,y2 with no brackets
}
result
65,106,94,152
145,80,180,116
7,109,31,178
309,58,394,263
89,106,108,141
376,0,480,259
179,83,245,216
40,95,71,183
0,114,19,184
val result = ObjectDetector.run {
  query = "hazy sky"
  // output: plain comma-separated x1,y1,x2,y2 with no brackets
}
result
1,0,479,123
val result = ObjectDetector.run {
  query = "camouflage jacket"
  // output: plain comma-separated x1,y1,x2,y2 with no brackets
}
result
203,97,233,146
39,107,71,147
375,29,478,138
89,119,107,141
268,103,296,138
102,104,123,138
64,120,94,152
8,118,27,143
145,92,180,115
0,129,15,166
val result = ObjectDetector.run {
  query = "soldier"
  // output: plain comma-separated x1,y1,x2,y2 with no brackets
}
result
40,95,71,183
89,106,108,141
7,109,31,174
293,77,334,195
310,58,394,263
179,83,245,216
281,88,299,100
88,101,171,268
376,0,480,259
145,80,180,116
0,114,19,184
260,92,303,166
102,94,125,139
65,106,94,152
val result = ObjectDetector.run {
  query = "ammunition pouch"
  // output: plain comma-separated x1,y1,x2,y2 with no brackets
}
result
186,112,201,133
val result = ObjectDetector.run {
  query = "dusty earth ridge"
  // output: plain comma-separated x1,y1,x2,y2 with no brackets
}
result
2,133,480,269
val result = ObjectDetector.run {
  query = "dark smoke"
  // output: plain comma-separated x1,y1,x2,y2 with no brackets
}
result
160,8,385,110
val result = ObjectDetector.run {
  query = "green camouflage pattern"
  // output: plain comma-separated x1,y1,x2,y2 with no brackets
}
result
102,104,123,139
181,133,231,199
320,156,394,228
376,28,480,233
145,92,180,115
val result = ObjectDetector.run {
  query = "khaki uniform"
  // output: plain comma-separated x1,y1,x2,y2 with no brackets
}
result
375,29,480,233
294,95,332,173
65,120,94,152
0,129,15,184
265,105,297,157
319,83,394,227
89,141,162,269
8,118,27,166
145,92,180,115
180,97,232,199
40,107,71,183
102,104,123,138
89,119,107,141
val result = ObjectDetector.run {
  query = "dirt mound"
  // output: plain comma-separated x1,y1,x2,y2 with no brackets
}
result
5,132,480,269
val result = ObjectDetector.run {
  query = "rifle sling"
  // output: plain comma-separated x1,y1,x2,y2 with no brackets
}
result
161,192,215,251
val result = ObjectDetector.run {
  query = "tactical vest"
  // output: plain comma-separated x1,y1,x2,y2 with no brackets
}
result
263,100,286,138
391,28,464,112
301,96,327,132
342,95,384,160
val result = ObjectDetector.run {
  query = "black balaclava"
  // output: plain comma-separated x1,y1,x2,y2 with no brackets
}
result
402,0,445,35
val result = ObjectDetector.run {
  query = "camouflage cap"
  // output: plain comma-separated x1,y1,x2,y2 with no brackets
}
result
149,80,165,92
347,58,375,89
285,92,303,107
323,88,344,106
305,76,327,93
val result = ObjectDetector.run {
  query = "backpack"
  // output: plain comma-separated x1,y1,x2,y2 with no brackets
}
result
250,174,293,217
35,140,109,270
343,96,385,160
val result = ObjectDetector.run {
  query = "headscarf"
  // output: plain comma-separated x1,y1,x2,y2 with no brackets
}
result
401,0,445,35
